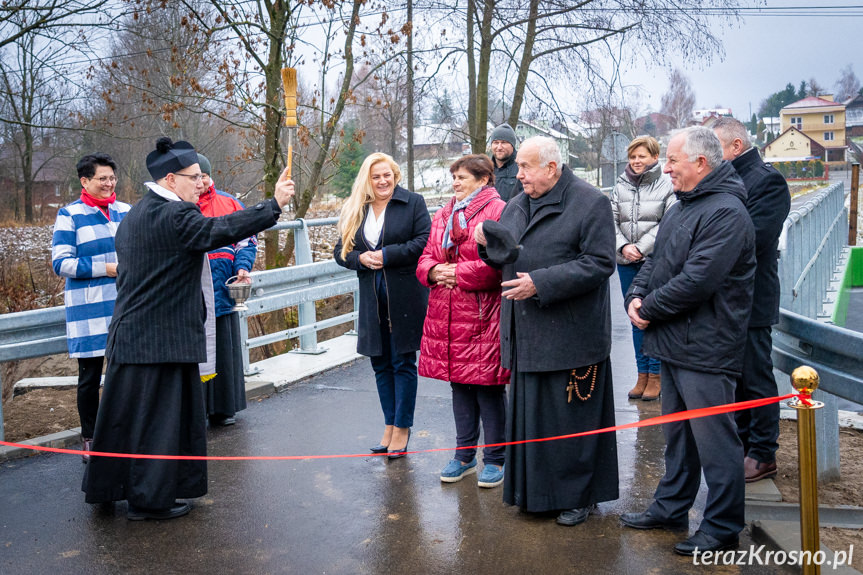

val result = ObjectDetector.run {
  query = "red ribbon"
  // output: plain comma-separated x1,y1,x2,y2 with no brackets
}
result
1,393,803,461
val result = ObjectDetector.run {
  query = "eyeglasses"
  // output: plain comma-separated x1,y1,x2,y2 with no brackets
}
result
90,176,117,184
174,173,205,182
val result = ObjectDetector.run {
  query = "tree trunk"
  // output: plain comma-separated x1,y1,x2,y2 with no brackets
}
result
406,0,415,191
506,0,538,129
465,0,477,151
22,124,34,223
263,2,290,270
471,0,495,153
280,0,362,264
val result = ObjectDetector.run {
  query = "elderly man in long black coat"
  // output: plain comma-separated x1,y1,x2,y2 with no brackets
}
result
476,135,619,527
714,118,790,483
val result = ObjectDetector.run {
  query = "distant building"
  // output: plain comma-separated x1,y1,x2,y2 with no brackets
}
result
514,119,576,165
844,94,863,138
779,95,846,162
761,117,781,141
692,108,733,124
412,124,466,160
762,127,825,163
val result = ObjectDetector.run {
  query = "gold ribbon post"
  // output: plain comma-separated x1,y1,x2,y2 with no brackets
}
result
787,365,824,575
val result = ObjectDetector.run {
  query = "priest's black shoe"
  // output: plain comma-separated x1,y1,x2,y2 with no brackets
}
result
620,510,688,531
127,502,191,521
673,530,739,556
556,503,597,526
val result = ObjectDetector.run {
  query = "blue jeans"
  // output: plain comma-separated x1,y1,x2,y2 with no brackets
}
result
369,324,418,428
618,262,660,374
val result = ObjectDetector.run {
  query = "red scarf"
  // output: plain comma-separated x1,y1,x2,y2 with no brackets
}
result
80,188,116,218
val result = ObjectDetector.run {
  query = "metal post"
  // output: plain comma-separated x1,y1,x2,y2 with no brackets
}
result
850,163,860,246
788,365,824,575
291,220,326,354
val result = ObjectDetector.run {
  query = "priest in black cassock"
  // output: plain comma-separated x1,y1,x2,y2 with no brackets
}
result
476,135,619,527
83,137,295,521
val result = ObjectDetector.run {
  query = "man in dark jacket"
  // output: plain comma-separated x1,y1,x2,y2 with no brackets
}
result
83,137,295,521
714,118,790,483
621,127,756,556
476,135,619,528
489,123,522,201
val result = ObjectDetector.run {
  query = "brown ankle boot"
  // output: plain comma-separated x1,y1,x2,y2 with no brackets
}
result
628,373,649,399
641,373,661,401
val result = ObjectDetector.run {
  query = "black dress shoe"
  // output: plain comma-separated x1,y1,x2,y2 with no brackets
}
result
556,504,597,526
370,444,388,454
620,510,688,531
674,530,738,556
387,428,411,460
127,502,191,521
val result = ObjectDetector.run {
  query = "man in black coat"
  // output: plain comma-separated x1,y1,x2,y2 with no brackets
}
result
83,138,295,521
489,123,522,202
714,118,791,483
476,135,619,528
621,127,756,555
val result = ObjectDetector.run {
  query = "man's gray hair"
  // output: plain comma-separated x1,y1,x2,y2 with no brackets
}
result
712,117,752,153
679,126,724,169
524,135,563,174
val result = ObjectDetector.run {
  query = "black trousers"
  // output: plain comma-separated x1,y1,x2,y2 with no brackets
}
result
77,356,104,439
648,363,744,541
735,326,780,462
451,382,507,466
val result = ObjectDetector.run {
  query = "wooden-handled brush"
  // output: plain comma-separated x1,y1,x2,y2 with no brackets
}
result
281,67,297,179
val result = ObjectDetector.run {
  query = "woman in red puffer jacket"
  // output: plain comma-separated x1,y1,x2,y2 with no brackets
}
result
417,154,510,488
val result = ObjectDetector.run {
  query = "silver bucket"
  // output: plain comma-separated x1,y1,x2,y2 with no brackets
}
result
226,276,251,311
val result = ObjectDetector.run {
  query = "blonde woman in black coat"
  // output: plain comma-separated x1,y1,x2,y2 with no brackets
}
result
334,153,431,459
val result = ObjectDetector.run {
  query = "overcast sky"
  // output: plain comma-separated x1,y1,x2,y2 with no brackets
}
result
619,1,862,119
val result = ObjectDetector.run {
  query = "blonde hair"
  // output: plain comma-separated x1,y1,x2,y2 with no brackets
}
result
337,152,402,260
627,135,660,158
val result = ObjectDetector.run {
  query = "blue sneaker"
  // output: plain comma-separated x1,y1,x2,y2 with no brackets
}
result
440,458,478,483
477,463,505,488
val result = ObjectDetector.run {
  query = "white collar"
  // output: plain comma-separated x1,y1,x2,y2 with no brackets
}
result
145,181,182,202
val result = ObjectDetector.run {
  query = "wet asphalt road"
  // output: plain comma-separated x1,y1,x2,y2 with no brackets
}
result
0,277,788,575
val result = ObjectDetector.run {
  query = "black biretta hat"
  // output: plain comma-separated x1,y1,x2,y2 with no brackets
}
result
146,137,198,180
483,220,521,264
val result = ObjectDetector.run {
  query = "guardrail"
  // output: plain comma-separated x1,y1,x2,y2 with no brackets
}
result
778,182,847,318
773,180,860,481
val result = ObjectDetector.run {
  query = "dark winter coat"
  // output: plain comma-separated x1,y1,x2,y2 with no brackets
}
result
493,154,522,202
731,147,790,327
108,191,281,365
481,165,616,372
625,161,756,376
334,186,431,356
416,187,510,385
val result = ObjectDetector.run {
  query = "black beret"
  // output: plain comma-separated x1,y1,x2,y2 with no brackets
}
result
483,219,521,264
146,137,198,180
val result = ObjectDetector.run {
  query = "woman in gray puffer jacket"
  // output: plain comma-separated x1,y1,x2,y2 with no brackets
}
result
610,135,675,401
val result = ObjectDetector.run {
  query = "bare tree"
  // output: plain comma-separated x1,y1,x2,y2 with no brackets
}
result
806,77,825,98
0,11,88,221
422,0,739,153
660,69,696,129
835,64,861,102
0,0,113,51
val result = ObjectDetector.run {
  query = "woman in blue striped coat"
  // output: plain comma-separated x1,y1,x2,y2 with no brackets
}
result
51,153,131,460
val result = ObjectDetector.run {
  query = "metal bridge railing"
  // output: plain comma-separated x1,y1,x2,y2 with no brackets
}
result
774,181,862,481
